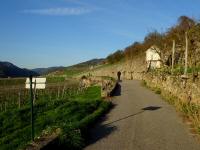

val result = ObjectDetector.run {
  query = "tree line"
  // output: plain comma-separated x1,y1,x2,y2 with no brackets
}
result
106,16,200,69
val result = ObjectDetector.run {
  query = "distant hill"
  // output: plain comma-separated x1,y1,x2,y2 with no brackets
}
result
0,61,39,78
0,58,105,78
32,66,65,75
48,58,105,76
68,58,105,69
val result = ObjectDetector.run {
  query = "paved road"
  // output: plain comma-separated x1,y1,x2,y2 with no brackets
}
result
84,80,200,150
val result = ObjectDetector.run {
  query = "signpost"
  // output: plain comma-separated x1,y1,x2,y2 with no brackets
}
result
25,76,46,141
171,40,175,74
26,77,46,89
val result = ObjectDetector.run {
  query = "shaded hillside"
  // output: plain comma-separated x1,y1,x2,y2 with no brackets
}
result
0,62,39,78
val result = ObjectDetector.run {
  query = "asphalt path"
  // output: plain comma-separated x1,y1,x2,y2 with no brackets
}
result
84,80,200,150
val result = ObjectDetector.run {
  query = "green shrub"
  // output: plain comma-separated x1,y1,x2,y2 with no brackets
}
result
155,88,161,94
141,80,147,86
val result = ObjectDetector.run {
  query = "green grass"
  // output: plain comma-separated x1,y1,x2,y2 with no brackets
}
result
0,78,25,86
0,76,72,87
0,77,80,112
141,80,147,87
70,86,101,101
49,68,89,78
64,69,85,77
101,76,116,82
0,86,111,150
150,65,200,76
46,76,65,83
92,63,113,70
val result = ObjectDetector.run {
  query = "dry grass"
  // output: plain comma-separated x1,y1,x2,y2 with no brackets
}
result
143,80,200,135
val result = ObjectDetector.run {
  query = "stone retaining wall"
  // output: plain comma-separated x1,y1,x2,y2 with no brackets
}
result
143,72,200,104
78,54,200,104
80,76,117,98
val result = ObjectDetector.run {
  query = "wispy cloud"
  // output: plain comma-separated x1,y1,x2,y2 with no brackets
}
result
64,0,90,7
22,7,92,16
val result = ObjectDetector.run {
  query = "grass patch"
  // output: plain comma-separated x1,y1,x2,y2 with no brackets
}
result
0,86,111,150
63,69,86,77
155,88,161,94
141,80,147,87
141,80,161,95
46,76,65,83
101,76,116,82
0,78,25,86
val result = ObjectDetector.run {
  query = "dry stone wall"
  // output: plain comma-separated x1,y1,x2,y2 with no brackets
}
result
79,54,146,81
80,76,117,98
143,73,200,104
78,53,200,104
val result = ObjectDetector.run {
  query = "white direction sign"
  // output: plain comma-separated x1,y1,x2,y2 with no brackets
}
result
25,78,46,89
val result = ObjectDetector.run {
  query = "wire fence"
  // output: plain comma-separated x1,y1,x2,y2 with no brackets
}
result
0,79,86,112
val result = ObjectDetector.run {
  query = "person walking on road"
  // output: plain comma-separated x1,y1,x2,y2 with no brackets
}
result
117,71,121,81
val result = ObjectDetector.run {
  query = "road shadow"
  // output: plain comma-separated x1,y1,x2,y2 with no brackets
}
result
86,123,117,146
104,110,144,126
104,106,161,126
85,105,161,147
85,103,117,146
142,106,161,111
104,106,162,125
110,83,121,96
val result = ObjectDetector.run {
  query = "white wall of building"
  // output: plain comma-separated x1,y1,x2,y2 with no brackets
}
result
146,46,161,69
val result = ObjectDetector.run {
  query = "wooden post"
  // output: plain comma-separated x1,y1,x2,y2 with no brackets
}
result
18,92,21,109
57,87,60,99
49,90,52,101
147,60,151,72
0,103,2,112
5,101,7,111
33,79,36,104
62,85,65,98
130,71,133,80
184,32,188,76
171,40,175,74
29,75,35,141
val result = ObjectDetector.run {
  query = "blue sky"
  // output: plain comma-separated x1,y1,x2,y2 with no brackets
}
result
0,0,200,69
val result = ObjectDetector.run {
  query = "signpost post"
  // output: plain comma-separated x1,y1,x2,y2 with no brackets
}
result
30,76,34,141
25,76,46,141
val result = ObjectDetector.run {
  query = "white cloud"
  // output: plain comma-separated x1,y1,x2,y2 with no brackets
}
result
22,7,92,16
64,0,89,6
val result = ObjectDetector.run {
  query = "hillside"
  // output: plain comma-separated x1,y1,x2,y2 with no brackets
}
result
76,16,200,80
70,58,105,68
0,58,105,78
0,61,39,78
32,66,65,75
48,58,105,77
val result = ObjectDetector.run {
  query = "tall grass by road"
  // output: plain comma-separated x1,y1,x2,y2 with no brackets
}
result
142,80,200,136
